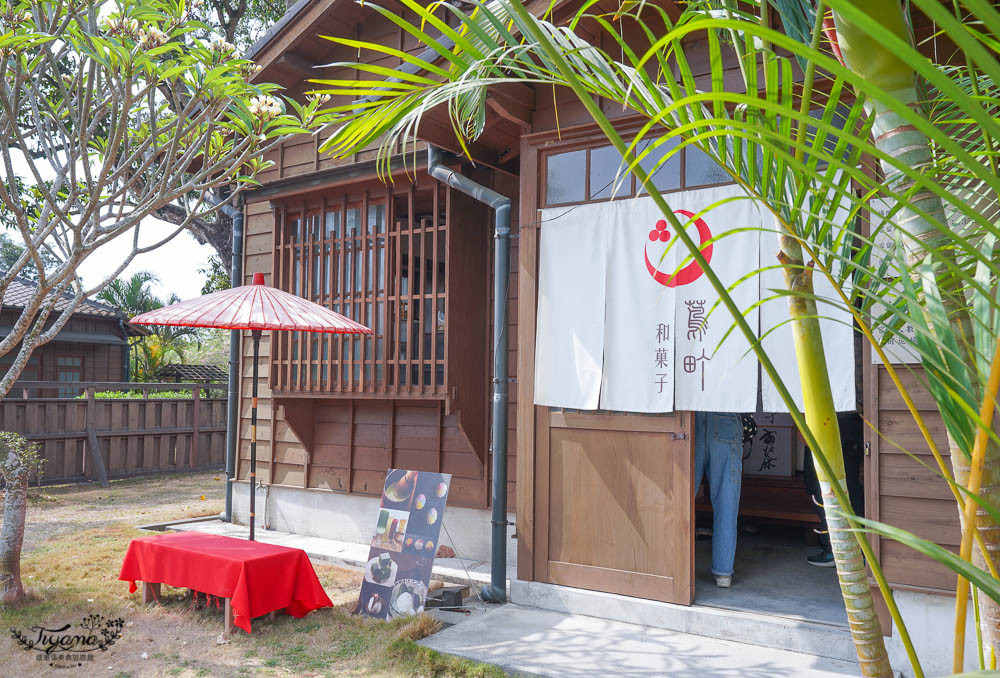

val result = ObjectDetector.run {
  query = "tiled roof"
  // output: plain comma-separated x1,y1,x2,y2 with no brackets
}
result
3,276,125,319
153,363,228,382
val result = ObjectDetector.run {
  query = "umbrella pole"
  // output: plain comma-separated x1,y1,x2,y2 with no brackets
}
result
250,330,261,541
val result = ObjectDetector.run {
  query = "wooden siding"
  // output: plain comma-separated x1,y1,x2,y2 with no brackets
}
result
237,157,517,510
866,357,958,593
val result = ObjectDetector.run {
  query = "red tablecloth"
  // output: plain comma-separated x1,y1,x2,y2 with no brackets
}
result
119,532,332,632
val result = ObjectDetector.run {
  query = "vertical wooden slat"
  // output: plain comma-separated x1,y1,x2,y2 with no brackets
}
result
339,194,348,393
431,184,440,395
346,196,355,394
393,206,403,396
191,387,200,468
406,184,415,394
418,217,428,394
381,188,391,394
275,207,286,391
320,197,328,390
360,190,369,392
304,209,314,392
443,186,452,399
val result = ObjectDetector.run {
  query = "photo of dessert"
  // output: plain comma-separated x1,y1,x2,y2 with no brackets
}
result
364,551,398,587
382,469,419,507
365,592,385,616
370,507,410,552
389,579,428,619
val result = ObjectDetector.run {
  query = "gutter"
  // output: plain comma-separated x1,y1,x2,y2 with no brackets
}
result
118,318,130,381
427,145,511,603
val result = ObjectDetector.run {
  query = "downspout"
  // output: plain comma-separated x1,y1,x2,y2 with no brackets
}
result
118,318,129,382
221,196,244,523
427,145,511,603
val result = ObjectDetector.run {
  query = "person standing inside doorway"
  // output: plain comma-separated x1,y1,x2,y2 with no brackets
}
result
695,412,744,588
802,412,865,566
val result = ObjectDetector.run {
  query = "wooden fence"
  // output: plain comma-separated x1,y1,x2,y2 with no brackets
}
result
2,381,227,485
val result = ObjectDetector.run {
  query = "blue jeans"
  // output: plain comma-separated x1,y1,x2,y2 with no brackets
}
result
694,412,743,577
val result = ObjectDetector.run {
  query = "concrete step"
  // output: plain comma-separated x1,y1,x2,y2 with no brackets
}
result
420,603,863,678
510,579,857,664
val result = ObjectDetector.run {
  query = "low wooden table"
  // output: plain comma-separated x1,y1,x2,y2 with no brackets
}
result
138,583,285,633
120,532,332,634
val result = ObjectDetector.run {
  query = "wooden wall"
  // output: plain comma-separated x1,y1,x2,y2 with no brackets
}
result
866,361,958,593
236,128,519,513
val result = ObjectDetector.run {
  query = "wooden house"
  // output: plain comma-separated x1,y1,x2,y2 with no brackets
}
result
233,1,965,673
1,276,147,395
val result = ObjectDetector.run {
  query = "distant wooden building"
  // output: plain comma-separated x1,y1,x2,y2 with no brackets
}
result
1,277,147,395
155,364,228,383
232,2,964,673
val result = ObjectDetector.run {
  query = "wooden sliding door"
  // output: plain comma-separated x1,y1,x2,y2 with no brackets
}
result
533,409,695,604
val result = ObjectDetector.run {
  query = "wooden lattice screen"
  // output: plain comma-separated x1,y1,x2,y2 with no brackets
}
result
272,182,448,397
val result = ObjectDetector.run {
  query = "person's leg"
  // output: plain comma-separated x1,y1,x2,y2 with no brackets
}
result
707,413,742,583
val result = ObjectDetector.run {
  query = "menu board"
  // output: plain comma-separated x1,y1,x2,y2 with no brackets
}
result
357,468,452,620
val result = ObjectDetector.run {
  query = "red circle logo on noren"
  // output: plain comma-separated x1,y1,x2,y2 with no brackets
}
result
644,210,713,288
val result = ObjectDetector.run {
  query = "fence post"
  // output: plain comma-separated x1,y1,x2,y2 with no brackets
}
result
86,386,109,487
191,387,200,469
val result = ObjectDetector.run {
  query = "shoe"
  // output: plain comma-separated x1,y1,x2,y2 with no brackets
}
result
807,549,835,568
714,575,732,588
696,527,713,539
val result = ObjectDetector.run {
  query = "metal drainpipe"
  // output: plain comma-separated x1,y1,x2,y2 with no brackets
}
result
427,146,511,603
118,319,129,381
221,198,244,523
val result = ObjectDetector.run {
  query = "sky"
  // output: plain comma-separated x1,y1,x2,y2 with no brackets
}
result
76,218,218,302
6,149,218,303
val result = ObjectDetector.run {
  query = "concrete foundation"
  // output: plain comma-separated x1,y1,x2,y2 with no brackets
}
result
230,481,516,565
886,589,979,677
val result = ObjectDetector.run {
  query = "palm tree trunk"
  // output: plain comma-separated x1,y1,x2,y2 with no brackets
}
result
778,225,893,677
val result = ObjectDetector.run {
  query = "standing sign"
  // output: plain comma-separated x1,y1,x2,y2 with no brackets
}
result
357,469,451,620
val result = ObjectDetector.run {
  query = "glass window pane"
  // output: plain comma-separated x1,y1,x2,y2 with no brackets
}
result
545,150,586,205
589,145,632,200
637,137,681,193
313,245,321,298
369,203,385,234
346,208,360,236
325,211,340,239
685,146,730,187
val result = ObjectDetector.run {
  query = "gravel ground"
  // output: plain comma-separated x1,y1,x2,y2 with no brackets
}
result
20,471,227,552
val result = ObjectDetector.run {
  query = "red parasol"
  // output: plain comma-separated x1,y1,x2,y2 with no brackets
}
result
131,272,372,540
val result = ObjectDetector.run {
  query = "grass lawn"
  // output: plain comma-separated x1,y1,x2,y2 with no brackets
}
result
0,472,505,678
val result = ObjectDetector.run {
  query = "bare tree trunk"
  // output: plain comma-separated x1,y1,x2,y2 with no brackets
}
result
0,453,29,605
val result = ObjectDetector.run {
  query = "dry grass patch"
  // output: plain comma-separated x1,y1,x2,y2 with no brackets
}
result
1,473,507,678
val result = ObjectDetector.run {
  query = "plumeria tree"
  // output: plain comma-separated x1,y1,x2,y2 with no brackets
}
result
0,0,323,393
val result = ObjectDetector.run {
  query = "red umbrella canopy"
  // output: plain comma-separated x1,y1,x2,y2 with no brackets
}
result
130,273,372,334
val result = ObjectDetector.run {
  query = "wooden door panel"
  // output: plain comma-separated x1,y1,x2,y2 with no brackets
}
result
547,428,673,575
535,409,693,604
